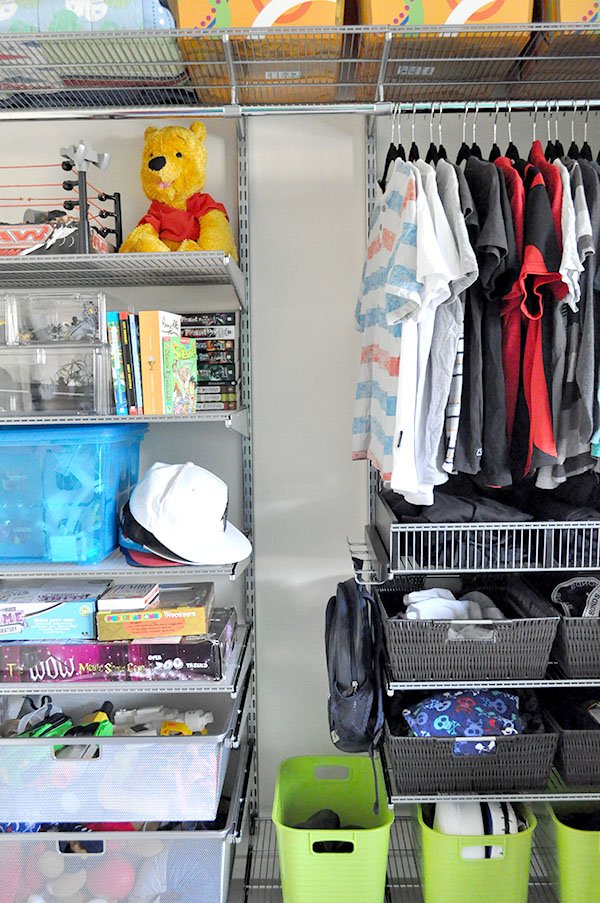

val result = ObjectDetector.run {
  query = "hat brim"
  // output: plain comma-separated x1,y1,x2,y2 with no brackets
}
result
121,503,252,566
121,547,184,568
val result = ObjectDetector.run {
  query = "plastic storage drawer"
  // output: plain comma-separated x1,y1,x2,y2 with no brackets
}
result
0,743,252,903
0,345,111,415
0,289,108,345
0,681,250,823
384,725,558,795
415,803,536,903
272,755,393,903
0,423,146,563
375,576,558,682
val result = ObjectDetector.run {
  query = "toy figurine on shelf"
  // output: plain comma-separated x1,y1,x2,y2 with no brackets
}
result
119,122,238,261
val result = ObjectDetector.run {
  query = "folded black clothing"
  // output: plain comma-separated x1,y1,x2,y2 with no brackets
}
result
382,488,533,524
551,472,600,510
294,809,340,830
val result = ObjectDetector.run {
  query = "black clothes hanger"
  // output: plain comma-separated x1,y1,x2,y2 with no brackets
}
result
378,103,399,192
580,102,593,161
456,105,472,165
489,103,502,162
566,105,580,158
408,105,420,162
425,105,438,165
469,104,483,159
505,105,520,161
553,102,565,158
544,104,556,160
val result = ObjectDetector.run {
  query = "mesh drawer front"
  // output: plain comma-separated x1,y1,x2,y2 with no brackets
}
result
384,729,558,795
376,577,558,682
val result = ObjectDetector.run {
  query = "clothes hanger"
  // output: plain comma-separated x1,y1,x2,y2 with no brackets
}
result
554,101,565,159
544,102,556,161
408,103,420,162
580,101,593,161
437,103,448,160
505,102,520,162
470,103,483,159
425,103,439,165
528,100,539,159
567,101,580,159
456,103,472,165
378,102,399,192
489,102,502,162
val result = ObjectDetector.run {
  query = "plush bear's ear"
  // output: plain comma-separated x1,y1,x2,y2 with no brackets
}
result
144,126,158,140
190,121,207,143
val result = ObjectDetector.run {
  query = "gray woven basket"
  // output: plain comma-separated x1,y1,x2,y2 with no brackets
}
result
375,576,558,682
553,618,600,678
546,710,600,788
384,726,558,794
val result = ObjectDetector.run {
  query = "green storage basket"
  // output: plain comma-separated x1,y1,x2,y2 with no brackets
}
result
547,804,600,903
272,755,393,903
416,803,536,903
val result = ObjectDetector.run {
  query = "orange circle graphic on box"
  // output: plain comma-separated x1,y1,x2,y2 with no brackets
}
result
446,0,506,21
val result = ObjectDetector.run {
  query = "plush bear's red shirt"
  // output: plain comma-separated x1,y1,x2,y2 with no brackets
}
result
137,191,229,243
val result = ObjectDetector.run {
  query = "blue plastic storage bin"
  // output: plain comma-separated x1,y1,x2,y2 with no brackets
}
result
0,423,146,564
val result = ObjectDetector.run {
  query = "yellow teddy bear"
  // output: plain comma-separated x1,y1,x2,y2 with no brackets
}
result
119,121,238,261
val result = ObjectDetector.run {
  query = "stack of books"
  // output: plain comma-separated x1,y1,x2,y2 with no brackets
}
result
106,310,239,416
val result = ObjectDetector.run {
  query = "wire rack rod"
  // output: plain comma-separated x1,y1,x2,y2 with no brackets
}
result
244,816,558,903
0,23,597,112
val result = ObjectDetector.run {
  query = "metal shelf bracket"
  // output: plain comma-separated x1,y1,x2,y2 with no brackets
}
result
226,407,249,437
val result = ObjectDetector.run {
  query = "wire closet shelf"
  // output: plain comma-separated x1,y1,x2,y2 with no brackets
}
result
0,23,598,112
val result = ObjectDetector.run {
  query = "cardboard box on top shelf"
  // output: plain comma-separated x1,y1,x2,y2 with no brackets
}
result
356,0,534,103
518,0,598,100
166,0,345,104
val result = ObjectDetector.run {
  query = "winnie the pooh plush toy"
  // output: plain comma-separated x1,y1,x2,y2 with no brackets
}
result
119,121,238,261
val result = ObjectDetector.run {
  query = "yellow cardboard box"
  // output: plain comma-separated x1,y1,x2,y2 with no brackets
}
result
167,0,345,103
97,584,215,641
519,0,598,99
358,0,533,102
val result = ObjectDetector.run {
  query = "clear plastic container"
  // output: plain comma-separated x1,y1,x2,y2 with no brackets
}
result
0,423,146,563
0,345,111,415
0,744,252,903
2,289,108,345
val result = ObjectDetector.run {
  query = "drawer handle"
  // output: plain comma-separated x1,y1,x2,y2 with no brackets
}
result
51,743,102,761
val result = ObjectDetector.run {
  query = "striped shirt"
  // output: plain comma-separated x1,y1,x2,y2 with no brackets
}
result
352,159,420,481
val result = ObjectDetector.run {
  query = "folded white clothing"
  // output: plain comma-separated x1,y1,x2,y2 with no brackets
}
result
405,598,470,620
461,591,506,621
404,588,457,606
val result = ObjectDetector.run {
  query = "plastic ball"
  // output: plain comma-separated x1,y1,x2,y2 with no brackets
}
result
86,858,135,900
37,851,65,880
47,869,86,898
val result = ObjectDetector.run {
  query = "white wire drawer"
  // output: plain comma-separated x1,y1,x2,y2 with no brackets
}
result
374,492,600,576
0,743,253,903
0,677,251,824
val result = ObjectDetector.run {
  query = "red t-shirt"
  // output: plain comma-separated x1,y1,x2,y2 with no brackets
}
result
138,191,229,243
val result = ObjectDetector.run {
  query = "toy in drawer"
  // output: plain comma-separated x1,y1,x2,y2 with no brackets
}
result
1,290,108,346
0,345,111,416
0,679,250,824
0,744,253,903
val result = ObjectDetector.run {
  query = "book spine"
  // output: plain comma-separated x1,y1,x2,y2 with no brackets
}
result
181,312,236,327
106,311,128,416
197,382,238,394
196,350,236,364
119,311,137,415
196,401,237,410
195,339,235,353
197,364,237,383
163,336,174,416
180,325,236,339
138,310,163,415
129,313,144,415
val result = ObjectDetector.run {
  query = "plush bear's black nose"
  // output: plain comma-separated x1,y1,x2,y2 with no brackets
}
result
148,155,166,171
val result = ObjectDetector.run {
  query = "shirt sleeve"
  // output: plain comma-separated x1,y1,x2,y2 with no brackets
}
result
384,170,422,325
137,202,161,232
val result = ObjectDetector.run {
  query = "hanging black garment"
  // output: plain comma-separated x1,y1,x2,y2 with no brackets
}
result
470,142,483,160
378,143,398,192
437,143,448,160
506,140,520,162
580,140,593,161
568,139,580,159
545,139,556,161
